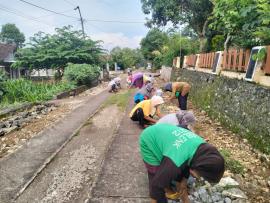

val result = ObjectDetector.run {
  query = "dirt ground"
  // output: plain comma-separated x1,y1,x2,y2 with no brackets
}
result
0,82,109,158
1,74,269,203
158,77,270,203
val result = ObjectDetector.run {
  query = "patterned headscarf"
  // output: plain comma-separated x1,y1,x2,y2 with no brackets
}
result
176,111,196,126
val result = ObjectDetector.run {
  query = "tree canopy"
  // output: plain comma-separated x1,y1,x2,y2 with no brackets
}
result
0,23,25,48
140,28,168,61
12,26,103,71
110,47,144,69
139,28,199,68
141,0,270,52
141,0,213,51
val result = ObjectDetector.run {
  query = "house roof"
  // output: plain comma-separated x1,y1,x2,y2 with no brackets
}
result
0,43,16,62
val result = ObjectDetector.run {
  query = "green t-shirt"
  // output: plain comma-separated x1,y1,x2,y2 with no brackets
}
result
139,123,205,167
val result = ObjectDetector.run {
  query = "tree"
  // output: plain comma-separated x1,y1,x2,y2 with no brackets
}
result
140,28,168,61
141,0,213,52
210,0,263,49
255,0,270,45
162,34,199,66
13,26,103,77
0,23,25,48
110,47,143,69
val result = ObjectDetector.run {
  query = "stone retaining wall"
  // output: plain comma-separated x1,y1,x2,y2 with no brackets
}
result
56,85,88,99
173,69,270,154
160,66,172,82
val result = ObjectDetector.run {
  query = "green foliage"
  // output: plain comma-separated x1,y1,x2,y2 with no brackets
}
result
210,0,270,49
104,90,133,110
140,28,169,61
141,0,213,51
110,47,144,69
64,63,100,86
0,69,8,100
161,34,200,67
0,23,25,48
0,79,74,104
211,35,225,51
13,26,103,71
141,30,199,68
220,149,244,174
254,0,270,44
252,48,267,61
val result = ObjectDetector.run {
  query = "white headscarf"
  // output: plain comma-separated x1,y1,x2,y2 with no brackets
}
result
150,96,164,116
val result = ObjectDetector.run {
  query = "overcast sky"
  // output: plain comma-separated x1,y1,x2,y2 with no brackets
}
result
0,0,149,50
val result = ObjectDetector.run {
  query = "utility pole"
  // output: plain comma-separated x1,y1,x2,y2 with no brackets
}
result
74,6,85,38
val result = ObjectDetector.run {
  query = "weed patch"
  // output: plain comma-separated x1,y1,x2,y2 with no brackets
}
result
104,90,132,110
220,149,244,175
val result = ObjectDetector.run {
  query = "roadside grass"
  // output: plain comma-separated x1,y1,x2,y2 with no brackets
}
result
220,149,245,175
103,89,133,111
0,79,75,110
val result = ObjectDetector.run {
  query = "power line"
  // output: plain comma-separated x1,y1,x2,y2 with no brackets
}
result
17,0,145,24
0,5,55,28
18,0,79,20
35,9,75,19
84,21,106,33
84,18,145,24
0,4,77,28
63,0,76,7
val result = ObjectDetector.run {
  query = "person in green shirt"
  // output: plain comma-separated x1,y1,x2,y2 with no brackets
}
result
139,124,225,203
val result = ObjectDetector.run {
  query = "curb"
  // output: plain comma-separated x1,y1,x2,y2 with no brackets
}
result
13,92,109,201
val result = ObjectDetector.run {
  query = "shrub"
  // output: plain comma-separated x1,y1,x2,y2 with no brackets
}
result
1,79,74,104
64,63,100,86
0,69,8,101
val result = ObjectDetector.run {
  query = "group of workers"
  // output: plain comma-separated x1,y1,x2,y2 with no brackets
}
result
108,71,225,203
128,72,225,203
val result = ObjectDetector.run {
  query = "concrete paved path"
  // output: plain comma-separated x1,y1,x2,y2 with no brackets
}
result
16,105,123,203
0,90,110,203
90,98,150,203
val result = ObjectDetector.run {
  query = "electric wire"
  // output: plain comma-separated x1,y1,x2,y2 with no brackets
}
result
0,4,77,28
18,0,79,20
63,0,76,7
0,6,56,28
84,18,145,24
18,0,145,24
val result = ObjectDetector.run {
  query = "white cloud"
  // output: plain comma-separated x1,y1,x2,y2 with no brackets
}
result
90,32,143,51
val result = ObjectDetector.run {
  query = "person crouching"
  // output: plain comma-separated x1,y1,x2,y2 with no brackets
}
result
157,110,196,130
129,96,164,129
139,124,225,203
134,83,155,104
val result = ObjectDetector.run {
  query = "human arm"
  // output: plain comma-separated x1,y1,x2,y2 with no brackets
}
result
150,157,183,202
150,199,157,203
155,107,163,118
176,178,190,203
144,116,157,124
169,83,177,100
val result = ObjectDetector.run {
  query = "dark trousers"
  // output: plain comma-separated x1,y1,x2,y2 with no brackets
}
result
147,171,168,203
178,93,188,110
130,108,146,127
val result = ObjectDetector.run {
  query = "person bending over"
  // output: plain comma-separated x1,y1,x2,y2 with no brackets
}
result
130,96,164,128
164,82,191,110
157,110,196,130
139,124,224,203
134,83,155,104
